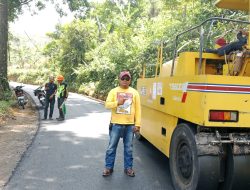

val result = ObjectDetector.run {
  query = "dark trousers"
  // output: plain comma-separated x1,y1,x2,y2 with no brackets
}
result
57,97,65,119
206,41,245,56
44,96,55,119
217,41,244,56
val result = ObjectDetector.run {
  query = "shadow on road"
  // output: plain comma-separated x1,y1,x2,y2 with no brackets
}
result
6,83,174,190
6,126,173,190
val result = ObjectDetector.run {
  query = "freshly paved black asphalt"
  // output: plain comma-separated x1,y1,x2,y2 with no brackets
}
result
5,84,174,190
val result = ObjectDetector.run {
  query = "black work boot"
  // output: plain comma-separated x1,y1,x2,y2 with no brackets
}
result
56,117,64,121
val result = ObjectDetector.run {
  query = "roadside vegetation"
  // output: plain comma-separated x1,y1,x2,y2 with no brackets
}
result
0,100,15,118
0,77,12,117
8,0,248,100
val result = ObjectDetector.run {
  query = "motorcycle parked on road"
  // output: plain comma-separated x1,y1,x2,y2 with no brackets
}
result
34,86,46,107
14,85,27,109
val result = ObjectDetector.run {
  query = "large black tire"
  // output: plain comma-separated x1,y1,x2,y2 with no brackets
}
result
170,123,221,190
169,123,199,190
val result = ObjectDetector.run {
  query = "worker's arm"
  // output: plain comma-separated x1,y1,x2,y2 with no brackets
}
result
50,84,57,99
237,31,243,40
237,31,248,45
105,89,119,109
239,29,249,36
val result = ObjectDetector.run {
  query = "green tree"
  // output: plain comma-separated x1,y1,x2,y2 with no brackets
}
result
44,19,98,89
0,0,91,100
8,0,248,100
0,0,10,100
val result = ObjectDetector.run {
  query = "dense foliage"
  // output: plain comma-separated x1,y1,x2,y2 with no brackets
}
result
9,0,248,99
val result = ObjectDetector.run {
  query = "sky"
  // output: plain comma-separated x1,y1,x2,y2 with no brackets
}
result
9,1,75,40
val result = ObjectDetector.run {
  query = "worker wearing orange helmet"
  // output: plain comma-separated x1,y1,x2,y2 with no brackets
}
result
56,75,68,121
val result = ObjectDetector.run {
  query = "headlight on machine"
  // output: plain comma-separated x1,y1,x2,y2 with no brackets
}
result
209,110,238,122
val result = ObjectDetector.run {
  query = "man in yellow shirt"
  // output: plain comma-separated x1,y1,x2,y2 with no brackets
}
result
102,71,141,177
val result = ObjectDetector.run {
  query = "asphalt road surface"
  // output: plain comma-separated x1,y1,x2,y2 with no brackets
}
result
5,83,174,190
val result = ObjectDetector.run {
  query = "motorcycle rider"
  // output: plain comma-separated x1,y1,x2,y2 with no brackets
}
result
56,75,68,121
43,76,57,120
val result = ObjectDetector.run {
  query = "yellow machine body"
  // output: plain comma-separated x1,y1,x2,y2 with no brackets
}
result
137,1,250,190
216,0,249,11
138,52,250,157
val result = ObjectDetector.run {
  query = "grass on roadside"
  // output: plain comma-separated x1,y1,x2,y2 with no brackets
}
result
0,100,15,118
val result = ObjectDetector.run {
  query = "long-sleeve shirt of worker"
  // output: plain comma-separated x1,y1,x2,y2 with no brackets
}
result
105,86,141,127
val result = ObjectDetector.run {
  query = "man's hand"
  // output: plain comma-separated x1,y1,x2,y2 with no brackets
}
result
239,29,249,36
118,96,126,105
49,95,54,99
133,126,140,133
243,31,249,36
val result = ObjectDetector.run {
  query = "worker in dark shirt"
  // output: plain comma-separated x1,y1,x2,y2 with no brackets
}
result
206,30,248,56
43,76,57,120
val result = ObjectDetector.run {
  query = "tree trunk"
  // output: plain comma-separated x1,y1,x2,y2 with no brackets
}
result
0,0,10,100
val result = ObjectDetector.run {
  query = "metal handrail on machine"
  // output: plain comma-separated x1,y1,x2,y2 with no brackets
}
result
171,17,250,76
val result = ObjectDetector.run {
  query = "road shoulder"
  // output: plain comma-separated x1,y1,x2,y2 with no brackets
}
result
0,93,39,188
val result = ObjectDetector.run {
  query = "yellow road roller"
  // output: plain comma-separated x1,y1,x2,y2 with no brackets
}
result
137,0,250,189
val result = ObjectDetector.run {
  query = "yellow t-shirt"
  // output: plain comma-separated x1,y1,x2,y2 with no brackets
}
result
105,86,141,127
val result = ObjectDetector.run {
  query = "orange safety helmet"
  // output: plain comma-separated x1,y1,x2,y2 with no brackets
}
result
57,75,64,81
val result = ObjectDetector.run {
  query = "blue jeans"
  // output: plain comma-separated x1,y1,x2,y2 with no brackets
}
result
105,124,134,170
